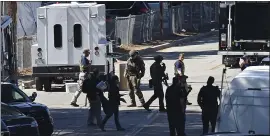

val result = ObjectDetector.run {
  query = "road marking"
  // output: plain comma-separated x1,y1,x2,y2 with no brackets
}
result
209,64,224,70
125,109,159,136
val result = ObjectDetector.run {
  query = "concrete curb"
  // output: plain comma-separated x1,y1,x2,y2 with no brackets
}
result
118,30,218,61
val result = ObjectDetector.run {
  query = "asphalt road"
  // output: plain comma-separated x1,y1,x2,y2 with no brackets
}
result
24,35,241,136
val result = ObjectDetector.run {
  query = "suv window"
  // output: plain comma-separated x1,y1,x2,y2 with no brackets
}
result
1,84,30,103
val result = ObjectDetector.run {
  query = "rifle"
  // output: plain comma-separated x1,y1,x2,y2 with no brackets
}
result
162,73,169,87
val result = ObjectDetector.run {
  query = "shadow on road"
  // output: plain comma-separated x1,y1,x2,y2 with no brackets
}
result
136,110,203,136
50,108,157,136
50,107,203,136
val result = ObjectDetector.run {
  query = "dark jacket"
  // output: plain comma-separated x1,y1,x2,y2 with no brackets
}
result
85,74,101,101
197,85,220,109
108,82,121,106
150,62,166,83
165,84,186,113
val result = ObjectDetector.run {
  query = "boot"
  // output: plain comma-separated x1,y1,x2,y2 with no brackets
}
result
99,124,106,132
143,104,151,112
127,100,136,107
159,108,166,112
138,98,146,107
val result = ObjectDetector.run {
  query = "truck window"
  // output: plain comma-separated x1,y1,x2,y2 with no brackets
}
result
54,24,62,48
73,24,82,48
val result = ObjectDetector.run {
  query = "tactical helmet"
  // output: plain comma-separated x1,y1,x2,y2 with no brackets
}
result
154,55,163,62
129,50,139,56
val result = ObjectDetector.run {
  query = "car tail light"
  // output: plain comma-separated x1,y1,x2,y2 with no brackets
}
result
140,8,148,13
220,33,226,47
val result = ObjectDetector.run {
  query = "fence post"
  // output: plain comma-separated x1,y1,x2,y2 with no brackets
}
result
127,14,131,46
114,16,118,45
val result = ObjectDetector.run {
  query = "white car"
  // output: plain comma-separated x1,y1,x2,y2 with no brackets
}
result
260,57,270,66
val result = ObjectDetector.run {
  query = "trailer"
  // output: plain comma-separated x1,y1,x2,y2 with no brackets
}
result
218,2,270,67
31,2,120,91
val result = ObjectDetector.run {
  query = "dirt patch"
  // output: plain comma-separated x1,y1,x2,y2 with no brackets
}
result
18,68,32,76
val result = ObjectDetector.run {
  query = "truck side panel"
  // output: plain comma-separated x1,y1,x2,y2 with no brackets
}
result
47,7,69,65
36,8,47,64
67,7,90,65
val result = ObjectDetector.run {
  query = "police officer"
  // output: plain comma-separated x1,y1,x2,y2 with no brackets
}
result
124,50,146,107
143,55,166,112
166,77,186,136
197,76,221,134
71,49,91,107
174,53,192,105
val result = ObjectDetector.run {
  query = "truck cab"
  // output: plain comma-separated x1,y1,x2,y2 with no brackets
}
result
218,2,270,67
31,2,117,91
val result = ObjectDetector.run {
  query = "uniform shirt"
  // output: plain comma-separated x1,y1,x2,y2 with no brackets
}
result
174,60,185,76
125,56,145,77
197,85,221,108
80,55,90,72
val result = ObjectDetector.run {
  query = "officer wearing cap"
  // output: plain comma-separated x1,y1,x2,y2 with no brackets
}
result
71,49,91,107
174,53,192,105
124,50,146,107
143,55,166,112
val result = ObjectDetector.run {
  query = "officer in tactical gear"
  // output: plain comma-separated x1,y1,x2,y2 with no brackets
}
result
174,53,192,105
71,49,91,107
143,55,166,112
124,50,146,107
197,76,221,134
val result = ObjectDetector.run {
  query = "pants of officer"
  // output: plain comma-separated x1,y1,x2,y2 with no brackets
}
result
127,76,145,105
71,72,87,104
167,112,185,136
202,107,218,134
101,104,122,128
144,82,164,109
88,97,102,125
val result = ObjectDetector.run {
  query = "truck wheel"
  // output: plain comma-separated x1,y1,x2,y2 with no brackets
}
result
35,77,43,91
44,79,52,92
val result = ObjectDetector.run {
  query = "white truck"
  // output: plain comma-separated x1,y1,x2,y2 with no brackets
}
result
31,2,119,91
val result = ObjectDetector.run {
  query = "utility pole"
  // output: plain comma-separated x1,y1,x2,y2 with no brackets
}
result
159,1,163,40
7,1,18,84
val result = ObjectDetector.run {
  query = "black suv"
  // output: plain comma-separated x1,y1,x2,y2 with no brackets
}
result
1,83,54,136
1,103,40,136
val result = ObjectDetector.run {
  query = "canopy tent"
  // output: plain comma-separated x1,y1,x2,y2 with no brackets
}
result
216,66,269,134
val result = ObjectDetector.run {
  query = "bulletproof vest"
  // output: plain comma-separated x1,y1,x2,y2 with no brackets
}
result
174,60,185,75
151,62,164,80
79,55,90,72
126,58,141,76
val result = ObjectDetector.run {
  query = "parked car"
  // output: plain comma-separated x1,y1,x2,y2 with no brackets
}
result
1,103,40,136
260,57,270,66
1,119,10,136
1,82,54,136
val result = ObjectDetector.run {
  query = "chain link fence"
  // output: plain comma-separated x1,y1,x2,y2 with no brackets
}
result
109,2,219,46
172,2,219,33
16,35,37,70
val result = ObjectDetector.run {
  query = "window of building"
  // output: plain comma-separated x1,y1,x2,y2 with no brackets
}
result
73,24,82,48
54,24,62,48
